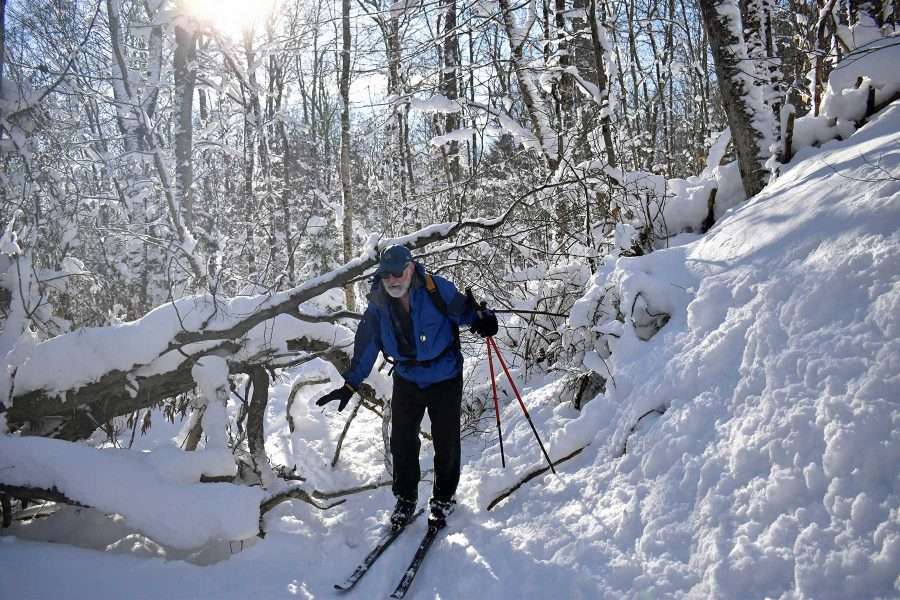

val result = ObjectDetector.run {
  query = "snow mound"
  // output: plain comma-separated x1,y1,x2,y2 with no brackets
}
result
467,101,900,598
0,437,263,549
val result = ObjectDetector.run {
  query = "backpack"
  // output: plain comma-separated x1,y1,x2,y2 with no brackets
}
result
424,272,461,352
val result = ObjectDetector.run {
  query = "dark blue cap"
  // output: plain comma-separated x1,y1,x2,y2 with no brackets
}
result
376,244,413,277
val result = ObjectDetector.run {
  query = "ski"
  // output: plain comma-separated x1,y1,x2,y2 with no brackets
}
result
334,508,425,592
388,522,444,599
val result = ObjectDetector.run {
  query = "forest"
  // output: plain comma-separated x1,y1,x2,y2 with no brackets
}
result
1,0,898,598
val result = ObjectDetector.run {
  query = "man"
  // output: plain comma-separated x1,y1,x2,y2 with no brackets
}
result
315,244,498,529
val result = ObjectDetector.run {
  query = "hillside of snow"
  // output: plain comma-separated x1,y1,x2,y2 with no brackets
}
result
451,99,899,599
465,101,899,599
2,103,899,600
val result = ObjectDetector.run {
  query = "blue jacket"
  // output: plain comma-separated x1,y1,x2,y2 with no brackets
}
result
343,263,476,389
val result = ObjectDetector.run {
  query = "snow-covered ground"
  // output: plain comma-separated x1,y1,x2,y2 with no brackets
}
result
3,62,899,600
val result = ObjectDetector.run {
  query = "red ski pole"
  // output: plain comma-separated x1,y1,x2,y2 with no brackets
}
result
486,337,506,468
487,336,556,474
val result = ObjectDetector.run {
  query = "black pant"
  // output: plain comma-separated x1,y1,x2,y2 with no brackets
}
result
390,373,462,503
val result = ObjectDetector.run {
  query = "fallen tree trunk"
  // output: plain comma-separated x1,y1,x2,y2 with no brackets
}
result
6,337,348,440
5,215,518,440
1,482,343,541
0,484,89,509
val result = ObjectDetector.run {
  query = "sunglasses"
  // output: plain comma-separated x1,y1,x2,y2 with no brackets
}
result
383,269,407,279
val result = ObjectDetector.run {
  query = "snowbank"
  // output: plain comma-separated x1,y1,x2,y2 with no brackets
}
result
0,437,263,549
821,36,900,122
651,36,900,239
485,100,900,598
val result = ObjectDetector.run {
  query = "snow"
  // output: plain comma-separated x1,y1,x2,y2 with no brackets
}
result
821,36,900,121
553,100,900,598
430,128,475,147
0,216,22,255
0,436,260,549
594,144,747,238
2,59,900,600
705,128,731,171
193,356,230,449
388,0,418,18
836,14,886,51
4,294,355,401
408,95,461,114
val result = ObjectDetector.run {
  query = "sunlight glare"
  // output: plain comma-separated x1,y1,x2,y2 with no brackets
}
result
186,0,277,38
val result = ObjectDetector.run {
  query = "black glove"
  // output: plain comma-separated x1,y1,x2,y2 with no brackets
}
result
466,288,499,338
315,384,355,411
471,306,499,338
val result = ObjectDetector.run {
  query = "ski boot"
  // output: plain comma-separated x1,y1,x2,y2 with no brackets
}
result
428,497,456,529
390,496,417,529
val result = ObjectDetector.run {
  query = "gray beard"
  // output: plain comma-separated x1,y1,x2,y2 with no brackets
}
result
383,280,410,298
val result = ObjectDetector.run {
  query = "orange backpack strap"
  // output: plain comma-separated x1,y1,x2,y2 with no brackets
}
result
424,273,446,313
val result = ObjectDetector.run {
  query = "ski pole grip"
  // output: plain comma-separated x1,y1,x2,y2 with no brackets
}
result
465,287,477,309
465,287,487,316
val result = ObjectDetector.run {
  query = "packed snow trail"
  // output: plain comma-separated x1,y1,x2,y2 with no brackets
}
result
333,508,424,591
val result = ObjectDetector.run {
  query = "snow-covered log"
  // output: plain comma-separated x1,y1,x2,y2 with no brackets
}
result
6,334,348,441
3,217,514,439
0,436,262,548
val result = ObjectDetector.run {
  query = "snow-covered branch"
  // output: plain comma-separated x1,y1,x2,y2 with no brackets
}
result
4,215,518,439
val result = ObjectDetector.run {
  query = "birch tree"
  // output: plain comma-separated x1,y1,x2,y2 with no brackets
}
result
698,0,774,196
497,0,558,169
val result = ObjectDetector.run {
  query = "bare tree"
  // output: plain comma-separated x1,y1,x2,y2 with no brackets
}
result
339,0,357,311
174,0,199,231
699,0,773,196
1,0,7,129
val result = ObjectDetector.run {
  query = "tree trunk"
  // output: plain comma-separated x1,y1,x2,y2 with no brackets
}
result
497,0,557,169
698,0,772,197
277,110,297,286
105,0,137,152
440,0,461,185
339,0,356,311
0,0,6,105
553,0,574,149
244,34,278,280
402,112,417,217
248,367,273,486
243,90,256,280
385,16,408,210
174,1,198,230
586,0,616,167
467,26,478,177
